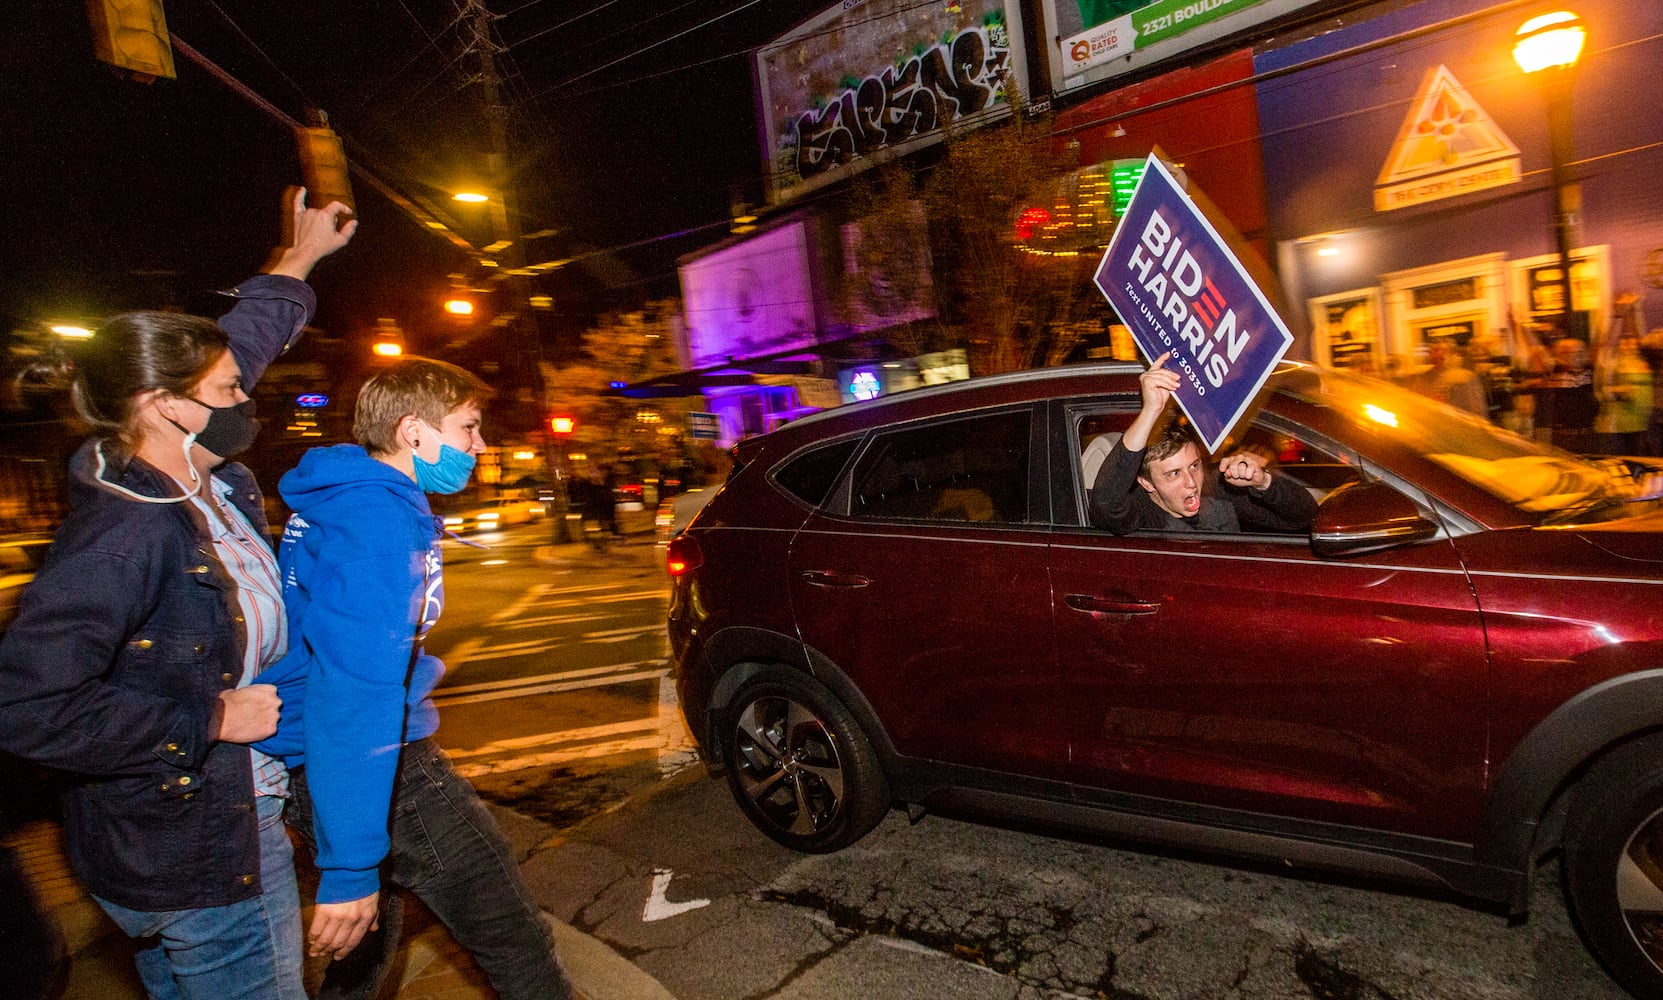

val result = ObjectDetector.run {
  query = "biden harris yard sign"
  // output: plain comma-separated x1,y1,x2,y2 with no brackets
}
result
1093,155,1293,454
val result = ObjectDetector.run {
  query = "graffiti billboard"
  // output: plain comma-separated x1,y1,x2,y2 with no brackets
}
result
756,0,1027,202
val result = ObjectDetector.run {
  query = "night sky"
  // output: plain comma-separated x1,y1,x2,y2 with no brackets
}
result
2,0,826,350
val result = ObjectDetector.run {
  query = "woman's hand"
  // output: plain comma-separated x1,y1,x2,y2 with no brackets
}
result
216,684,281,743
309,891,380,960
267,187,358,280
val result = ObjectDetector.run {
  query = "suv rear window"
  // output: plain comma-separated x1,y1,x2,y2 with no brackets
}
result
849,410,1030,523
774,439,860,507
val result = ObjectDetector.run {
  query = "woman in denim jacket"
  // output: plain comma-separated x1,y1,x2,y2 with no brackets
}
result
0,191,354,1000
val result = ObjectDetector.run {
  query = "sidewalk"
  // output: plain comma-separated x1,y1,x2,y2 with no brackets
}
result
9,811,677,1000
9,509,677,999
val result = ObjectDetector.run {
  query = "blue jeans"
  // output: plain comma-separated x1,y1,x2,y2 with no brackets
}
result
95,794,305,1000
288,737,574,1000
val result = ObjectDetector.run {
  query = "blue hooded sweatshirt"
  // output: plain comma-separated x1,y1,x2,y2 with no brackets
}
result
255,443,447,904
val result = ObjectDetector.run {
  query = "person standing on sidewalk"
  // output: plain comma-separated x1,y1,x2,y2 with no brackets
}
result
0,190,355,1000
255,357,577,1000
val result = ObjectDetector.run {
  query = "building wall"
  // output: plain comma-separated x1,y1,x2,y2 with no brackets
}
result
1255,0,1663,365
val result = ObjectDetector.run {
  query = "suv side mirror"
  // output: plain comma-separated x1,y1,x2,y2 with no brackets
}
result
1310,480,1439,557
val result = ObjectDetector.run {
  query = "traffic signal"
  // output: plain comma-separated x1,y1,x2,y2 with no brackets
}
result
87,0,176,81
550,416,576,435
296,121,355,218
370,317,404,359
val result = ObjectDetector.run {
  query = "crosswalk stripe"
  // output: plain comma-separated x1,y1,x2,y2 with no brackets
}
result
432,668,668,707
436,658,667,697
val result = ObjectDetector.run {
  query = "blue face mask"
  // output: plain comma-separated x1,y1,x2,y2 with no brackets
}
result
412,439,476,494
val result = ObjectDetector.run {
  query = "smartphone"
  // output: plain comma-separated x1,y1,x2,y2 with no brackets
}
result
295,126,356,225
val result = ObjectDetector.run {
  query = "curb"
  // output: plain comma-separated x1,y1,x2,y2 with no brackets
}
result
394,913,678,1000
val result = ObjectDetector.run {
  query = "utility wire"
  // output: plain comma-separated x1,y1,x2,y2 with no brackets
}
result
527,0,766,99
343,6,474,119
203,0,315,109
169,34,481,255
504,0,628,50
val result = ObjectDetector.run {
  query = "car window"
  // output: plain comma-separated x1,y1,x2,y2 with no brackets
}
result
1276,366,1656,523
774,439,860,507
1073,409,1361,530
1220,422,1361,503
850,410,1030,524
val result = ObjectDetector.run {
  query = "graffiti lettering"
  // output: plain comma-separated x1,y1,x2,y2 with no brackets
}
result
789,25,1009,182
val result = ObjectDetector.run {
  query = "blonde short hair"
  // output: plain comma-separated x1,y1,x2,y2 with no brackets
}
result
354,357,491,456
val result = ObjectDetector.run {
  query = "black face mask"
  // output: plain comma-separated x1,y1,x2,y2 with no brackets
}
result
182,397,261,458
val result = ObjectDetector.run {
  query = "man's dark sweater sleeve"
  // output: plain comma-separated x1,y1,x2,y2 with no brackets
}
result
1088,441,1161,534
1226,472,1319,533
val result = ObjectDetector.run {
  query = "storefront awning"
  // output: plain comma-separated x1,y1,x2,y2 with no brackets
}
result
612,336,893,398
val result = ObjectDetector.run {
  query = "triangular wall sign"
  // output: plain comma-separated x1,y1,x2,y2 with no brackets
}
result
1374,65,1522,211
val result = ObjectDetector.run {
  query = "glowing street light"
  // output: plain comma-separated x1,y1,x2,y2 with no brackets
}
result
1512,11,1585,74
1513,9,1586,339
453,191,489,203
444,298,475,316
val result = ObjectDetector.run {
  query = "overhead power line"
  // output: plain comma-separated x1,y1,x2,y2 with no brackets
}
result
526,0,766,100
168,34,482,256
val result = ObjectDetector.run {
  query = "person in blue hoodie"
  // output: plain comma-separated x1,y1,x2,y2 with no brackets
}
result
257,357,575,1000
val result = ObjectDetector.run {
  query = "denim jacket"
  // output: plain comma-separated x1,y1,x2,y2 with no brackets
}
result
0,274,314,911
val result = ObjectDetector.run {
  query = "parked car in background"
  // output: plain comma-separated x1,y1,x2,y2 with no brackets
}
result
666,360,1663,999
655,488,716,547
439,496,546,535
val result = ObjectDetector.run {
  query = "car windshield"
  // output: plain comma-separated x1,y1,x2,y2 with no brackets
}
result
1275,365,1655,525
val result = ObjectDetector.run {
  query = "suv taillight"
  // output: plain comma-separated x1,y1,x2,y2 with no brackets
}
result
666,534,704,577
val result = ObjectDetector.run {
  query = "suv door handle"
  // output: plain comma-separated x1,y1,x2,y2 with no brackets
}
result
1065,593,1160,616
802,570,873,589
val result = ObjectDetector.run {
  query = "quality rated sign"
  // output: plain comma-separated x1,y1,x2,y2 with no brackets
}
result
1093,154,1293,454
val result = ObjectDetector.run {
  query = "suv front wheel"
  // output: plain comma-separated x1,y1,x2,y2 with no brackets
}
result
721,667,890,852
1563,735,1663,998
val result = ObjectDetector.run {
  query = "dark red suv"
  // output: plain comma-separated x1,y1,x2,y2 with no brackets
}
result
666,361,1663,997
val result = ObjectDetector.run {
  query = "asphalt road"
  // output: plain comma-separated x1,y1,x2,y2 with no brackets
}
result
427,521,1631,1000
523,772,1629,1000
430,522,696,827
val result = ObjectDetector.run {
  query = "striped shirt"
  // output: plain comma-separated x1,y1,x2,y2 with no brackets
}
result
190,477,289,798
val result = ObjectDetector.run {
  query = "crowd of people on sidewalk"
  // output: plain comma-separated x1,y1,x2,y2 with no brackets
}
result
1366,296,1661,458
0,190,581,1000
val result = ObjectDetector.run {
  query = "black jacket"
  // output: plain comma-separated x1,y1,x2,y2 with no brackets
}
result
0,274,313,911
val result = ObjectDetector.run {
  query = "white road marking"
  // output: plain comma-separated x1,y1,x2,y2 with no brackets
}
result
453,733,665,776
447,718,661,758
442,674,699,777
537,582,637,596
433,667,668,707
529,592,664,610
583,625,654,643
502,612,612,629
455,638,566,662
437,659,667,697
434,577,692,775
642,868,710,922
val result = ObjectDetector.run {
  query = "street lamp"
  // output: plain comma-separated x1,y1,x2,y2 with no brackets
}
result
1513,9,1587,340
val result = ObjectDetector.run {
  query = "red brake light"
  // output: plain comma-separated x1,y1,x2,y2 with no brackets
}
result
666,534,703,577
